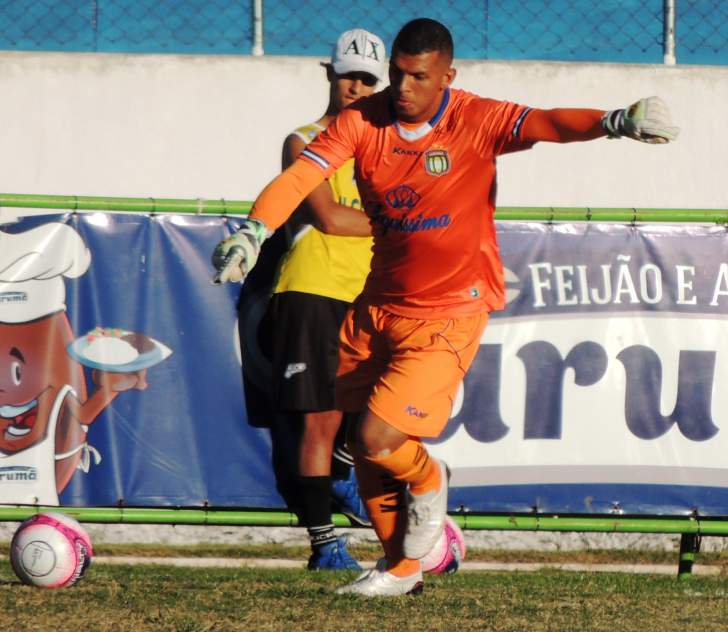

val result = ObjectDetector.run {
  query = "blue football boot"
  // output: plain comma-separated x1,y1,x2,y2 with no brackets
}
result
307,536,362,571
331,468,371,527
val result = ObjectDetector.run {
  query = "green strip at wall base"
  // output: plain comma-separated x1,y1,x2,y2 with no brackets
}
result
2,506,728,536
1,193,726,223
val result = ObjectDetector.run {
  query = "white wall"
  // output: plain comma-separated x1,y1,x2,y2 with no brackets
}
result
0,50,725,209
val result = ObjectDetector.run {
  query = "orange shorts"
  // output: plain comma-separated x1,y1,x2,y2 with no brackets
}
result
335,301,489,438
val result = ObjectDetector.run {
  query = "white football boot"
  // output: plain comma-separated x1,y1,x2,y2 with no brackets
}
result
335,558,424,597
403,459,449,559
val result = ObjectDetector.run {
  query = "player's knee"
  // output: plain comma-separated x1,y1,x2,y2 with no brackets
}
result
354,413,407,458
302,410,342,443
346,419,386,458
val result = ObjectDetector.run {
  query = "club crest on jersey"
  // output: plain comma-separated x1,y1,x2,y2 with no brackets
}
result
424,149,451,176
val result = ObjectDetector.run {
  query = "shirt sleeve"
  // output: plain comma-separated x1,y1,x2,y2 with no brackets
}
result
250,159,324,230
299,107,361,178
473,98,536,157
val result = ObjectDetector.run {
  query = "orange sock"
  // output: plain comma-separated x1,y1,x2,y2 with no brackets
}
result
387,558,421,577
353,440,443,577
354,454,406,562
354,454,420,577
366,438,441,496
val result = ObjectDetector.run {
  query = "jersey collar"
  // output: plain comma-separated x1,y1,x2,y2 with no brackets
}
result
392,88,450,142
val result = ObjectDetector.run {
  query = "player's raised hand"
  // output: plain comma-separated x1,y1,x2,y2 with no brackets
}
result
602,96,680,144
211,218,270,284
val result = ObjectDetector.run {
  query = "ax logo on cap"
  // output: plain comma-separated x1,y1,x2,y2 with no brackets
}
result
331,28,386,82
342,34,381,61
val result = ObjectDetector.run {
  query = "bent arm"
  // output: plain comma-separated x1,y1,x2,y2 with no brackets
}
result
521,108,606,143
249,159,325,231
282,134,371,237
251,110,359,232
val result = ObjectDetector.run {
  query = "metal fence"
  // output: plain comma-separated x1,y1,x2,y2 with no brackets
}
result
0,0,725,64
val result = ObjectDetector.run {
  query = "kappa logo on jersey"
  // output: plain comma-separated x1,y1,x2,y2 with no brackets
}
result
385,185,421,210
284,363,307,379
424,149,451,176
392,146,423,157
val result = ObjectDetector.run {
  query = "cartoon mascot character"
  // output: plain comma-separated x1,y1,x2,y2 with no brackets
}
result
0,222,150,505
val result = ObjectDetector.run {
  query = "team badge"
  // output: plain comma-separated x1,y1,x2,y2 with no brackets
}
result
424,149,451,176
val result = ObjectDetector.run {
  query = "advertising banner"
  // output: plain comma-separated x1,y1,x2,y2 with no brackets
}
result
431,222,728,515
0,212,280,509
1,214,726,515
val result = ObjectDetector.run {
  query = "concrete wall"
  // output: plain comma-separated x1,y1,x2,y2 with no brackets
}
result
0,52,725,545
0,50,725,208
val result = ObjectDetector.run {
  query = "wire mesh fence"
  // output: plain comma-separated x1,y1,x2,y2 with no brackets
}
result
678,0,728,64
0,0,725,64
263,0,668,63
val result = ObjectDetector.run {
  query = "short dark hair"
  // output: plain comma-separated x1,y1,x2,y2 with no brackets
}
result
392,18,454,60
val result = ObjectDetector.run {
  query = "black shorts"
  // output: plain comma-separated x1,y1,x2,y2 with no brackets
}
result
268,291,351,412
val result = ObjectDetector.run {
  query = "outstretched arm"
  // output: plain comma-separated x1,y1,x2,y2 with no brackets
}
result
282,134,371,237
521,97,679,145
521,108,606,143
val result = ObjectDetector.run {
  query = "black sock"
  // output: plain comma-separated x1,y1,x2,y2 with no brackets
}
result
332,420,354,481
300,475,336,548
331,445,353,481
308,524,336,550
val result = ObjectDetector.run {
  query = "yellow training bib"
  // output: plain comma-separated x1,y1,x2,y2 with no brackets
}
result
272,123,373,303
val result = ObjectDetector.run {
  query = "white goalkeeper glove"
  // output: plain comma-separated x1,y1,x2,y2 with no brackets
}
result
601,96,679,144
211,218,271,284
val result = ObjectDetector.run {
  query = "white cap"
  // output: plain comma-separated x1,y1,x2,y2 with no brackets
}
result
330,28,386,82
0,223,90,323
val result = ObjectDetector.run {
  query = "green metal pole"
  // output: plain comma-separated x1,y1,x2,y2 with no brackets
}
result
0,193,252,215
452,514,712,534
0,506,302,526
494,206,728,223
1,193,727,223
677,533,701,580
3,506,728,536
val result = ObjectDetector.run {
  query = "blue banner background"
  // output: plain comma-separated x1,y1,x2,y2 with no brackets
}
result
0,212,283,508
2,214,727,516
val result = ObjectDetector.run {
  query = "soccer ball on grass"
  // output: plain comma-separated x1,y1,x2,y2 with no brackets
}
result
10,512,93,588
422,515,466,574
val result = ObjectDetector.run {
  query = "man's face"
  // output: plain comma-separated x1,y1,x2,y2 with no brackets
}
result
332,71,378,111
389,49,455,123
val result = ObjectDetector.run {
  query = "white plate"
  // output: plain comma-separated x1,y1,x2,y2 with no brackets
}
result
67,330,172,373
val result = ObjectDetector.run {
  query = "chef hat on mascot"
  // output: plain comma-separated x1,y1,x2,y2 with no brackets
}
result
0,223,91,324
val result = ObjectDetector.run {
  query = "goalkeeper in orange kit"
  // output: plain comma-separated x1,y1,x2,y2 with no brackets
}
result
213,18,678,597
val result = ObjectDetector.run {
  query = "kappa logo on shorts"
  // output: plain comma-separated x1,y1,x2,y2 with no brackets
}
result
385,185,421,209
424,149,451,176
405,405,428,419
284,363,307,379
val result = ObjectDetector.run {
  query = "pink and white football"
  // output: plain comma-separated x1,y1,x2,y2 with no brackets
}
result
10,512,93,588
422,515,466,574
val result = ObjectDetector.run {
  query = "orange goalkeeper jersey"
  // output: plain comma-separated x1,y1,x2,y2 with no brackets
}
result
298,87,534,319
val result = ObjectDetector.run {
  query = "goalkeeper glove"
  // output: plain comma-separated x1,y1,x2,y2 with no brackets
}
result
211,218,271,284
601,96,679,144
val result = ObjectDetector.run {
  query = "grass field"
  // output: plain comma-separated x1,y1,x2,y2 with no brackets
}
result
3,545,728,631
